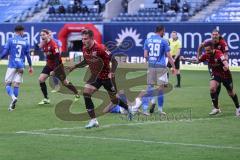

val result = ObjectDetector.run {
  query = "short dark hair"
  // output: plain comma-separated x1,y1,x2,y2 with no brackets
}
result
41,29,50,34
204,41,214,48
155,25,165,33
14,25,24,32
212,29,219,33
82,29,94,38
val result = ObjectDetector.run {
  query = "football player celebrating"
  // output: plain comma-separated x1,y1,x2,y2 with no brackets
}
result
38,29,79,105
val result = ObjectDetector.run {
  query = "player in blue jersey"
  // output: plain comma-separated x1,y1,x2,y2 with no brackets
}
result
0,25,33,111
139,25,176,115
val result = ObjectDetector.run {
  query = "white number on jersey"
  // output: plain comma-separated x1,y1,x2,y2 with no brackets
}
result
16,44,22,58
148,43,160,57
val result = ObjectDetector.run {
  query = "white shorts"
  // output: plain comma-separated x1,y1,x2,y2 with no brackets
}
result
5,68,23,83
147,67,168,85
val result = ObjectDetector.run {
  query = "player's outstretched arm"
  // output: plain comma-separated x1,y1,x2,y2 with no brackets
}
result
180,56,199,64
0,40,10,59
221,56,229,71
197,43,204,59
25,44,33,74
110,54,118,73
67,59,88,72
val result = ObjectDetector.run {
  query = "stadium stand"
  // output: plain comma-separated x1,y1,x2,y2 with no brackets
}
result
1,0,49,22
205,0,240,22
42,0,106,22
0,0,219,23
111,0,214,22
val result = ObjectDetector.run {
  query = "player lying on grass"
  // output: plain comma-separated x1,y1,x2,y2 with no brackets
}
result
103,90,145,115
103,86,173,116
38,29,80,105
181,42,240,116
0,25,33,111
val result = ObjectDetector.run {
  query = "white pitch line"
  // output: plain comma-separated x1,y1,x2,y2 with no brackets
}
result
16,131,240,150
16,117,223,133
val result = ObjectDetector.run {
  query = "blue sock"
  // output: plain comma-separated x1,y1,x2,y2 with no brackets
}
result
53,77,59,85
13,87,19,97
141,96,149,112
146,85,154,97
6,85,14,97
158,90,164,112
141,85,154,112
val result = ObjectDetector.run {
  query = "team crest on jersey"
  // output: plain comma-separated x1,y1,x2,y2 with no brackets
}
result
218,45,221,49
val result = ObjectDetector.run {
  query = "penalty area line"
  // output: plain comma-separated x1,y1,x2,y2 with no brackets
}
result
16,117,223,133
16,130,240,150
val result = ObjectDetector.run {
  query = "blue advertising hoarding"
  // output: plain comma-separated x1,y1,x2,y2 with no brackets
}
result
0,23,103,53
0,22,240,66
104,23,240,66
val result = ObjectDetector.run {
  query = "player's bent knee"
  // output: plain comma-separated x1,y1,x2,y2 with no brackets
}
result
13,82,20,87
62,80,69,86
5,81,12,85
38,76,47,83
84,84,97,91
228,91,235,97
17,69,24,74
210,87,216,93
83,92,92,98
83,93,94,109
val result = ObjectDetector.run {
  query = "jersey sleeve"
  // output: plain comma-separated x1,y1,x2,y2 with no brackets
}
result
25,42,32,67
220,39,228,53
199,54,207,62
0,39,11,59
143,39,149,51
216,50,226,62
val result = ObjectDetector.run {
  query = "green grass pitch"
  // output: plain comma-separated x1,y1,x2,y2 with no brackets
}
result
0,65,239,160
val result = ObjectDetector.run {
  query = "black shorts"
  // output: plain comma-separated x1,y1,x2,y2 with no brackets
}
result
41,64,66,81
208,65,213,77
87,78,117,93
211,75,233,92
167,55,180,69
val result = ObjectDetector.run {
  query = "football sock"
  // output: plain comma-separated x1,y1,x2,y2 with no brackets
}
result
65,82,78,94
13,86,19,97
141,96,149,112
158,90,164,112
210,92,219,109
142,103,148,112
6,84,15,99
53,77,59,86
231,94,239,109
177,74,181,86
40,82,48,99
118,99,129,111
87,109,96,119
216,85,221,97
